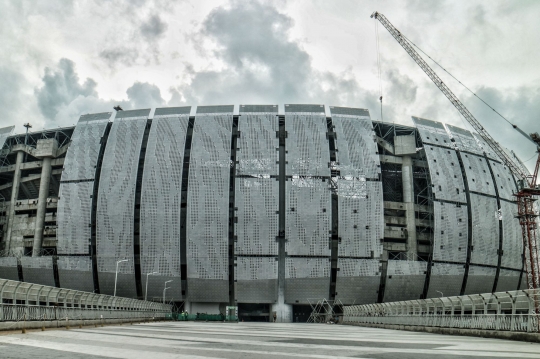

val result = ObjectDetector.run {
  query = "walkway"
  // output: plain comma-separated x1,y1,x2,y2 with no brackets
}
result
1,321,539,358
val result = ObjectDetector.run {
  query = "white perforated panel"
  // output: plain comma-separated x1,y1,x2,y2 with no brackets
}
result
412,116,452,146
187,113,232,281
332,114,379,178
337,258,380,277
57,182,93,254
489,160,517,201
237,113,278,176
473,133,498,160
426,262,465,298
446,124,484,156
470,193,499,266
285,257,330,278
140,114,188,280
235,178,278,255
424,144,467,203
96,115,147,276
285,177,331,256
433,201,468,262
57,114,109,255
236,257,278,280
338,180,383,258
285,112,330,176
500,200,523,270
461,153,496,196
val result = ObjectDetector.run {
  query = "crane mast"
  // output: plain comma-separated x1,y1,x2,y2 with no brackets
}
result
370,11,540,312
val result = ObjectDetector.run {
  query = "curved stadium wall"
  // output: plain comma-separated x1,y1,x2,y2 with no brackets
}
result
0,104,526,310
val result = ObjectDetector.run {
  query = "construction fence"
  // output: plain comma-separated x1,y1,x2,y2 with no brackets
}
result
0,278,171,325
343,289,540,333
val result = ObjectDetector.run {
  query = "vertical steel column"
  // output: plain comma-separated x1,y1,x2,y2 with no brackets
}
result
402,156,418,257
133,119,152,299
228,116,239,306
32,156,52,256
326,116,339,300
5,150,24,253
90,122,112,294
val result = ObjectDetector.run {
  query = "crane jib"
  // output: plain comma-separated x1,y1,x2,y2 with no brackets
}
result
371,11,532,185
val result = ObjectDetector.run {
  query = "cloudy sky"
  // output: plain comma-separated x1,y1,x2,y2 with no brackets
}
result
1,0,539,169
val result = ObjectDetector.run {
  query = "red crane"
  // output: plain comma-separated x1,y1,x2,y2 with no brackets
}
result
371,11,540,310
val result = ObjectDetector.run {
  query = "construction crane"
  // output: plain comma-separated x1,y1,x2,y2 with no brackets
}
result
370,11,540,307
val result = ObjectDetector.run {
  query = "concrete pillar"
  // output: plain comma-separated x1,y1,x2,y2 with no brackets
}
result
32,156,52,257
402,156,418,258
32,138,57,257
4,150,24,253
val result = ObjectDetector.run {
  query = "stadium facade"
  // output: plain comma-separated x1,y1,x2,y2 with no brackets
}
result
0,104,526,321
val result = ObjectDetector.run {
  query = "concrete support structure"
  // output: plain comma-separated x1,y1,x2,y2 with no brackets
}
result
4,150,24,254
402,156,418,258
32,157,52,256
32,139,57,257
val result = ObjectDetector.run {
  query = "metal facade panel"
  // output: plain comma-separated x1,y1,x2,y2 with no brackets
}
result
489,160,517,201
329,106,369,117
96,114,147,297
426,263,465,298
236,257,278,302
336,258,380,305
284,104,325,114
140,113,188,301
285,112,330,176
57,181,93,254
446,124,484,155
470,194,499,266
0,257,19,281
412,116,452,147
20,257,55,287
285,178,331,256
0,125,15,149
57,256,93,292
236,112,278,176
61,114,109,181
196,105,234,114
240,105,278,113
285,256,330,303
187,113,232,289
338,180,383,258
500,200,523,270
432,201,468,262
424,144,467,202
235,178,278,255
464,265,496,295
285,257,330,278
473,133,498,160
187,279,229,302
332,112,380,178
461,153,496,196
496,269,521,292
57,114,109,255
384,260,427,302
154,106,191,116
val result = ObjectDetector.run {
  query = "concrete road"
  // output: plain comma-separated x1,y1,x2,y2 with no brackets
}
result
0,321,539,358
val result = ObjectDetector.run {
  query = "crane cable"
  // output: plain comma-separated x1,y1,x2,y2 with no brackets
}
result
400,33,517,130
374,18,383,122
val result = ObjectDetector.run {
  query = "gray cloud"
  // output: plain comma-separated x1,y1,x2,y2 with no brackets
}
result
0,67,25,127
99,47,140,68
172,1,376,109
35,58,97,120
126,82,165,108
140,14,168,40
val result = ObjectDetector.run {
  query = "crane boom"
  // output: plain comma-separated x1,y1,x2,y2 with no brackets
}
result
370,11,532,185
372,11,540,323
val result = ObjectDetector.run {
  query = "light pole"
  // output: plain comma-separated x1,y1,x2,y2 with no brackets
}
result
114,259,128,297
436,290,444,298
163,280,172,304
145,271,159,301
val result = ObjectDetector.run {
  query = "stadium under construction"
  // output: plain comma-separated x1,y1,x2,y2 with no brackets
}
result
0,104,527,322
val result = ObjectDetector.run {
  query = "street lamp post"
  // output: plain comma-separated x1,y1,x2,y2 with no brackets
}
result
145,271,159,301
114,259,128,297
163,280,172,304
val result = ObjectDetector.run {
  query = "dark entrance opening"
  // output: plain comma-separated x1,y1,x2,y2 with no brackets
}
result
292,305,312,323
238,303,270,322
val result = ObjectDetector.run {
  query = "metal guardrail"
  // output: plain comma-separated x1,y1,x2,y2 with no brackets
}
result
0,278,171,323
343,289,540,333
